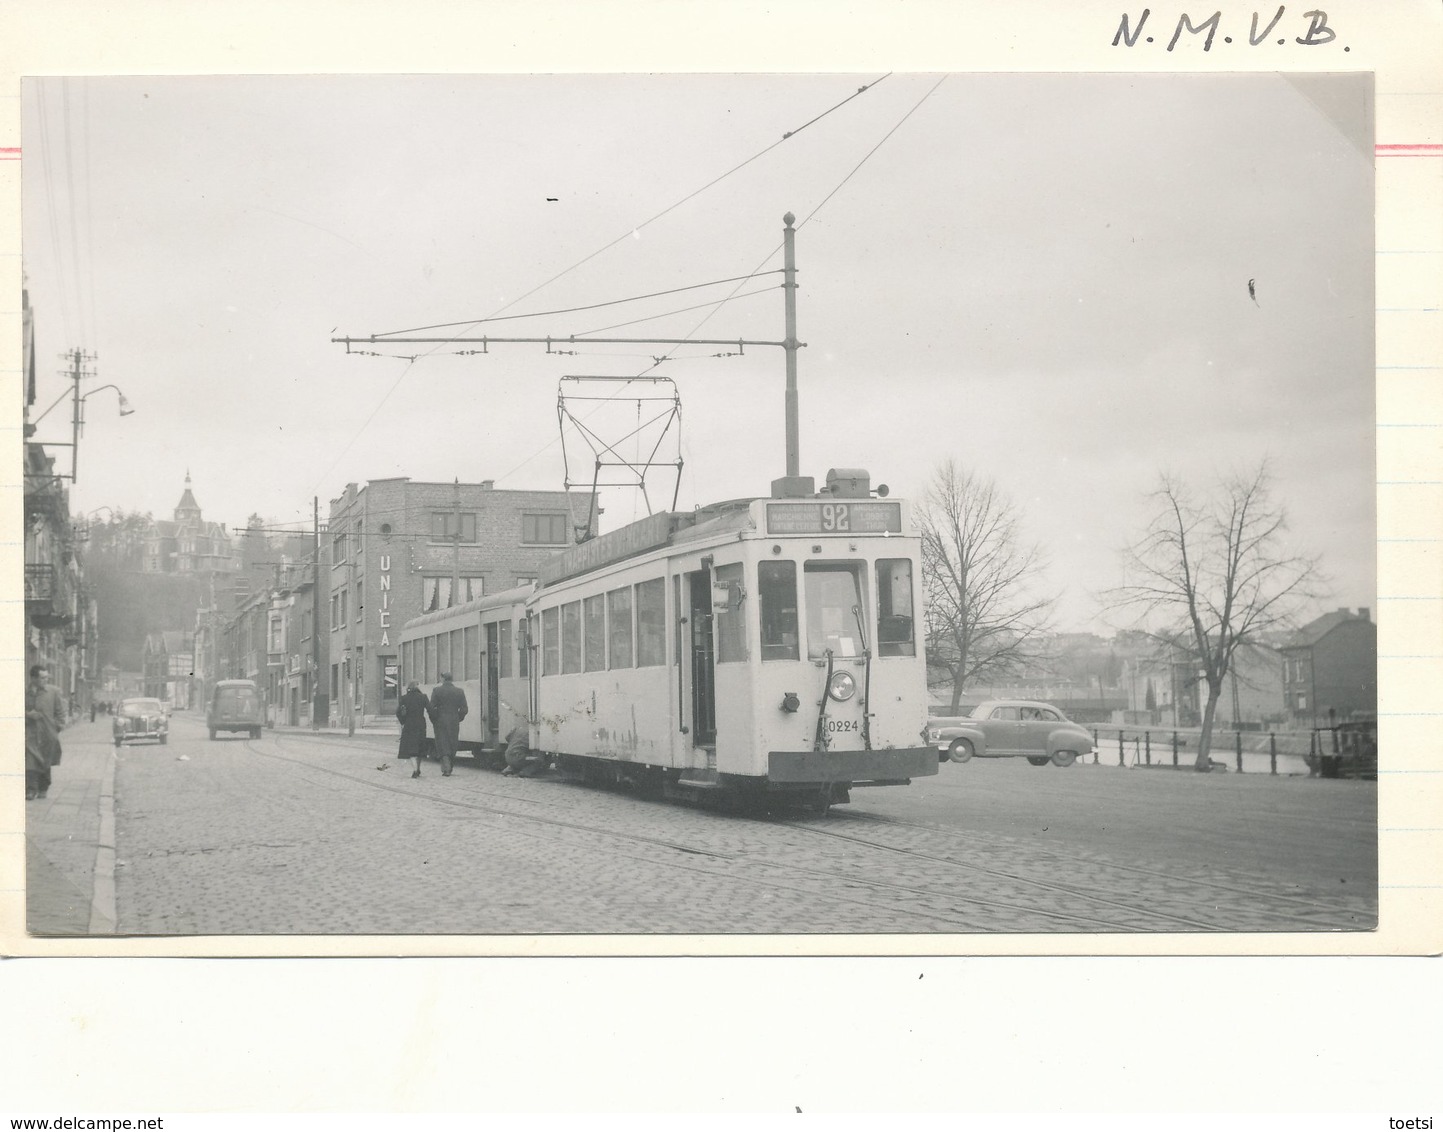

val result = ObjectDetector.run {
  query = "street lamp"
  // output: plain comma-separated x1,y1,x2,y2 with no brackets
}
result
70,384,135,484
25,349,136,484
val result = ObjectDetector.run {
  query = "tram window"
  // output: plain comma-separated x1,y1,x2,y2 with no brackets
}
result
636,578,666,667
449,630,464,679
542,607,559,676
460,627,475,680
498,620,512,679
758,560,799,662
401,640,413,683
425,636,437,684
438,631,452,679
804,563,866,659
562,601,582,673
607,587,634,669
517,618,530,678
876,559,917,657
714,564,747,663
584,595,606,671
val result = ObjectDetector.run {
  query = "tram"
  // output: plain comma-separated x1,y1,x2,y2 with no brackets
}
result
398,468,938,810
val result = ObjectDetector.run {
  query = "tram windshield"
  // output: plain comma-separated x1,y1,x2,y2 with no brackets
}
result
804,563,866,659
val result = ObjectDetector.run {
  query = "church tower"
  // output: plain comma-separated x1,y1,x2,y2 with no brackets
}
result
175,469,202,525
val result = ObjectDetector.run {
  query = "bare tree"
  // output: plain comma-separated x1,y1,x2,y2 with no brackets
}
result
919,460,1055,711
1105,464,1321,770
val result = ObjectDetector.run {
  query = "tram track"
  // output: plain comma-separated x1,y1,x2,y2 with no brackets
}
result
246,733,1357,933
829,809,1372,924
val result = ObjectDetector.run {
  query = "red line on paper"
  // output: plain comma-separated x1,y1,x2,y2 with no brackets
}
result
0,147,20,160
1376,144,1443,156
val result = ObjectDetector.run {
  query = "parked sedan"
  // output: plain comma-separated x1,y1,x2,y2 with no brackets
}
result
928,700,1093,767
113,697,170,747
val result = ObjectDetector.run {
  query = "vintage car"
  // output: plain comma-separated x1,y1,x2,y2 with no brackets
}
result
207,679,265,740
113,696,170,747
928,700,1094,767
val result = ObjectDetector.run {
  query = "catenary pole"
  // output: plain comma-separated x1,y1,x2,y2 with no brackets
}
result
783,212,799,479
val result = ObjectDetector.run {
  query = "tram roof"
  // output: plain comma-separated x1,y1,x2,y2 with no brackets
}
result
537,498,758,587
402,582,535,632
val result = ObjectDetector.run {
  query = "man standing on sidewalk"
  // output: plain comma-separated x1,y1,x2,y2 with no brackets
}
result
25,664,65,800
427,672,468,777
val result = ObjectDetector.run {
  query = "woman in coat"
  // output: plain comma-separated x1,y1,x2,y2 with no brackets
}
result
396,680,430,778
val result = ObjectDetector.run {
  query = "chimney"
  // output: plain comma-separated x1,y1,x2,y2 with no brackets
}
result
1358,607,1370,621
481,480,494,490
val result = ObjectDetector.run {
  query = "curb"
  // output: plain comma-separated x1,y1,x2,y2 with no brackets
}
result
88,747,118,935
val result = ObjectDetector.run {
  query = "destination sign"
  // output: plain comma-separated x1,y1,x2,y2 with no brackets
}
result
766,501,902,536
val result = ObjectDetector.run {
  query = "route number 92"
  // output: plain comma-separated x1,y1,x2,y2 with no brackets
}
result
821,503,850,531
826,718,858,733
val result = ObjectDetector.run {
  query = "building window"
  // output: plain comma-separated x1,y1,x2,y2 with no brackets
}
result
430,512,477,543
332,532,347,564
522,513,569,546
268,616,283,654
330,663,339,701
339,588,349,625
422,576,484,612
355,581,363,620
516,576,538,588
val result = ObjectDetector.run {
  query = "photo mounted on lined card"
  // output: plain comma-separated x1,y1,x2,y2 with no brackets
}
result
17,71,1382,951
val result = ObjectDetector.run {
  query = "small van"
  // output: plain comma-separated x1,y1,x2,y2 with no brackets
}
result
208,679,266,739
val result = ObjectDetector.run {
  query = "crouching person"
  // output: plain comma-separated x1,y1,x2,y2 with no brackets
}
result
501,722,548,777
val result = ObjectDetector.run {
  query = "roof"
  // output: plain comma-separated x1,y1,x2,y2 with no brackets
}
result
1282,611,1373,651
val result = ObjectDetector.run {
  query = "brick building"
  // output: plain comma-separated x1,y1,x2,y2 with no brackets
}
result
1281,607,1376,728
325,478,596,725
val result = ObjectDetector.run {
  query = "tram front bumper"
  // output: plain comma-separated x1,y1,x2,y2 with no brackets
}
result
767,746,939,784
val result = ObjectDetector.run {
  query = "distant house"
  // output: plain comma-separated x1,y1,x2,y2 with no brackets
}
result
1280,608,1376,728
1122,641,1283,729
143,630,195,708
143,473,235,575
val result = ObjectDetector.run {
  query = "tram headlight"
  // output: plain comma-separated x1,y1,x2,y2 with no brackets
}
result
827,670,858,702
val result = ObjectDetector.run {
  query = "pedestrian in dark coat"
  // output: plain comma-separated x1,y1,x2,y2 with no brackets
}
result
427,672,468,777
396,680,430,778
25,664,65,800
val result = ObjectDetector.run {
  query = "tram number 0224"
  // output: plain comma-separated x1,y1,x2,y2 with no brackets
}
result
826,718,859,733
821,503,850,531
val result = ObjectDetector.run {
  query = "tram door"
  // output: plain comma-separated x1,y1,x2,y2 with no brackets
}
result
687,570,717,746
484,623,500,744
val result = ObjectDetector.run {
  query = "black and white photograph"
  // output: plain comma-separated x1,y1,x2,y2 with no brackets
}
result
18,70,1382,942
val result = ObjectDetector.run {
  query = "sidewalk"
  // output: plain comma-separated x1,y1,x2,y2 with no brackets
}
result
270,720,400,738
25,717,116,936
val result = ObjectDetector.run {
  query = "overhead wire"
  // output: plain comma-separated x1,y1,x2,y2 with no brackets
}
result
370,270,784,337
322,74,893,498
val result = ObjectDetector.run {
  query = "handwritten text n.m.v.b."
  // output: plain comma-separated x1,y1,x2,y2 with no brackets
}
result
1113,7,1344,51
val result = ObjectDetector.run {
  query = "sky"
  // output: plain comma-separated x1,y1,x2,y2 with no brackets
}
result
20,72,1376,631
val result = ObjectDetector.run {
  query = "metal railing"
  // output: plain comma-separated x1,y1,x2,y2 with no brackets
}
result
1087,724,1326,777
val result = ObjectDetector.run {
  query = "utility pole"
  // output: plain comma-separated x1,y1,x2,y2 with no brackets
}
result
312,496,321,730
347,518,357,738
451,478,461,610
782,212,800,479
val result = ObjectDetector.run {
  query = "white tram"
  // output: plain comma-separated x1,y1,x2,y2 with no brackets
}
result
398,468,937,809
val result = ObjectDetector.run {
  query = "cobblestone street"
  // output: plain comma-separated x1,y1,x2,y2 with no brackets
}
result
86,712,1380,938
